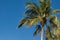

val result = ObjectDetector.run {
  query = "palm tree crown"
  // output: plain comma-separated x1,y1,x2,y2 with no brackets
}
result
17,0,60,40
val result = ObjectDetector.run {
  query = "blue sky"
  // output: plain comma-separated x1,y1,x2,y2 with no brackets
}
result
0,0,60,40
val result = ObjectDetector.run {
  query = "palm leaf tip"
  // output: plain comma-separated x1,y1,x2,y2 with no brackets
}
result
26,2,38,8
33,25,41,36
18,24,23,28
17,18,27,28
54,10,60,12
51,10,60,15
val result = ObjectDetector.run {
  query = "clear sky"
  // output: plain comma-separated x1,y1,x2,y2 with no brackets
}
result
0,0,60,40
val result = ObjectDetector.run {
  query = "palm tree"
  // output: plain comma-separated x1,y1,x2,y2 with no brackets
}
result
17,0,60,40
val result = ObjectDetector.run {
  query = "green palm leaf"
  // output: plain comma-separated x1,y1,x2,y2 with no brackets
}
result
51,10,60,15
49,16,59,27
47,0,50,5
26,18,39,26
25,8,38,18
46,26,52,40
18,18,27,28
53,28,60,38
26,2,41,14
33,25,41,36
50,28,60,40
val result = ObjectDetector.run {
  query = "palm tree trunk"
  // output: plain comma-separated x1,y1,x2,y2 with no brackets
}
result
40,24,44,40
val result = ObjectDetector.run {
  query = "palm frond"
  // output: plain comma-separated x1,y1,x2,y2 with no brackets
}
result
51,10,60,15
50,28,60,40
49,16,59,27
25,8,38,18
26,2,41,14
18,18,27,28
38,0,44,4
26,2,39,10
53,28,60,38
33,25,41,36
39,0,51,16
47,0,50,5
26,18,39,26
46,26,52,40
